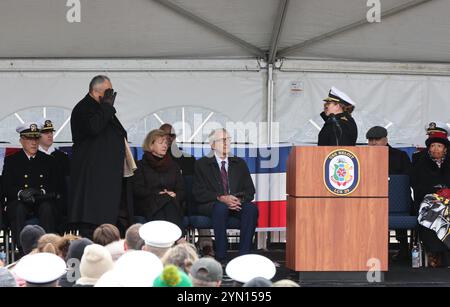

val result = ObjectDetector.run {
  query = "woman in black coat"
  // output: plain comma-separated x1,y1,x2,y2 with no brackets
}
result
133,129,185,234
318,87,358,146
411,128,450,267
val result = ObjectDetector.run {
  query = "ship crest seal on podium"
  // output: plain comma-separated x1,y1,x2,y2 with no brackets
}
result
323,149,360,196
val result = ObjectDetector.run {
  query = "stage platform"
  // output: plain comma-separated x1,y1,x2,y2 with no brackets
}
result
221,246,450,287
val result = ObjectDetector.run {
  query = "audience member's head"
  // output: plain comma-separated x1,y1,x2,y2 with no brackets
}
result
153,265,193,287
125,223,144,251
243,277,273,287
272,279,300,287
190,257,223,287
77,244,114,287
15,253,66,287
19,225,45,255
139,221,182,259
0,268,17,287
66,238,93,262
56,234,80,260
225,254,276,284
161,243,199,274
93,224,121,246
105,239,126,261
36,234,62,255
95,251,163,287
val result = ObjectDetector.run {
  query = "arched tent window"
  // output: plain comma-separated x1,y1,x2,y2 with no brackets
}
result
0,107,72,145
127,106,233,146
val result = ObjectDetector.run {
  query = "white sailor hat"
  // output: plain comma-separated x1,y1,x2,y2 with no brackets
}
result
425,121,450,135
16,122,42,138
95,250,163,287
14,253,66,285
225,254,276,283
139,220,182,248
323,86,356,106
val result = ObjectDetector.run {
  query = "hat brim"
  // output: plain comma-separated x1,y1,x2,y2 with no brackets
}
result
323,97,340,103
41,128,55,132
20,133,41,138
323,97,353,106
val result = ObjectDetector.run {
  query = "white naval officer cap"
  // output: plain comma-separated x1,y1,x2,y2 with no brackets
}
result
139,220,182,248
16,122,42,138
225,254,276,283
323,86,356,106
14,252,66,285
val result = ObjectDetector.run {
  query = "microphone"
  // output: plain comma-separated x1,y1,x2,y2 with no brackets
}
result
328,113,342,145
329,114,342,130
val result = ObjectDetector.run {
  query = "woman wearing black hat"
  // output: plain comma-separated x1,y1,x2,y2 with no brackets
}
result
318,87,358,146
411,128,450,267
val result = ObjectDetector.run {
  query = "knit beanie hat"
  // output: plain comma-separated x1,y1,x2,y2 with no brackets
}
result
78,244,114,285
66,238,93,262
153,265,193,287
19,225,45,255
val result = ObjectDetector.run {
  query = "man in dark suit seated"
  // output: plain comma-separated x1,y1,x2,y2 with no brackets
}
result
2,122,60,248
366,126,412,261
192,128,258,262
159,123,196,176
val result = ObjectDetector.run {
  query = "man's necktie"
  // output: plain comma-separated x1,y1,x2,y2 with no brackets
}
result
220,161,229,195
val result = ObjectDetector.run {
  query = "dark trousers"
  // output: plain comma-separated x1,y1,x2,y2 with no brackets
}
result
395,230,409,251
7,200,56,246
211,201,258,261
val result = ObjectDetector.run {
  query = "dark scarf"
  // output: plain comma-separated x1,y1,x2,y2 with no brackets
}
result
144,151,173,173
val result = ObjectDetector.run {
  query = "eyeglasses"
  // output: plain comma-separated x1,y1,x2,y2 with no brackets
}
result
214,137,231,143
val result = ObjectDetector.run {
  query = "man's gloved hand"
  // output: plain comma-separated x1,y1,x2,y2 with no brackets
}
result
18,188,42,204
100,88,117,106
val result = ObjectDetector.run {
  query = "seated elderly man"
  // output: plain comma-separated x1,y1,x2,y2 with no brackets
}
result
366,126,412,261
193,128,258,263
2,123,61,248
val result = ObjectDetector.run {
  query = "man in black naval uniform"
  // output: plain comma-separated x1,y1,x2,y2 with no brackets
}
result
39,119,70,177
2,123,60,246
39,119,70,233
366,126,412,261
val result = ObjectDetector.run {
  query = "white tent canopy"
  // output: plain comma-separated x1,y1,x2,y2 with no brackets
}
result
0,0,447,62
0,0,449,146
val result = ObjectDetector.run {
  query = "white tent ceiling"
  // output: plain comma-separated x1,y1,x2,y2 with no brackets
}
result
0,0,447,63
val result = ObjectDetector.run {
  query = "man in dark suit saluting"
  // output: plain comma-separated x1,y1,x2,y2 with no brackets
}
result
69,75,133,238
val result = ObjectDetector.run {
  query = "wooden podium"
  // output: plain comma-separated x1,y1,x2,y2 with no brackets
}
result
286,146,388,272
